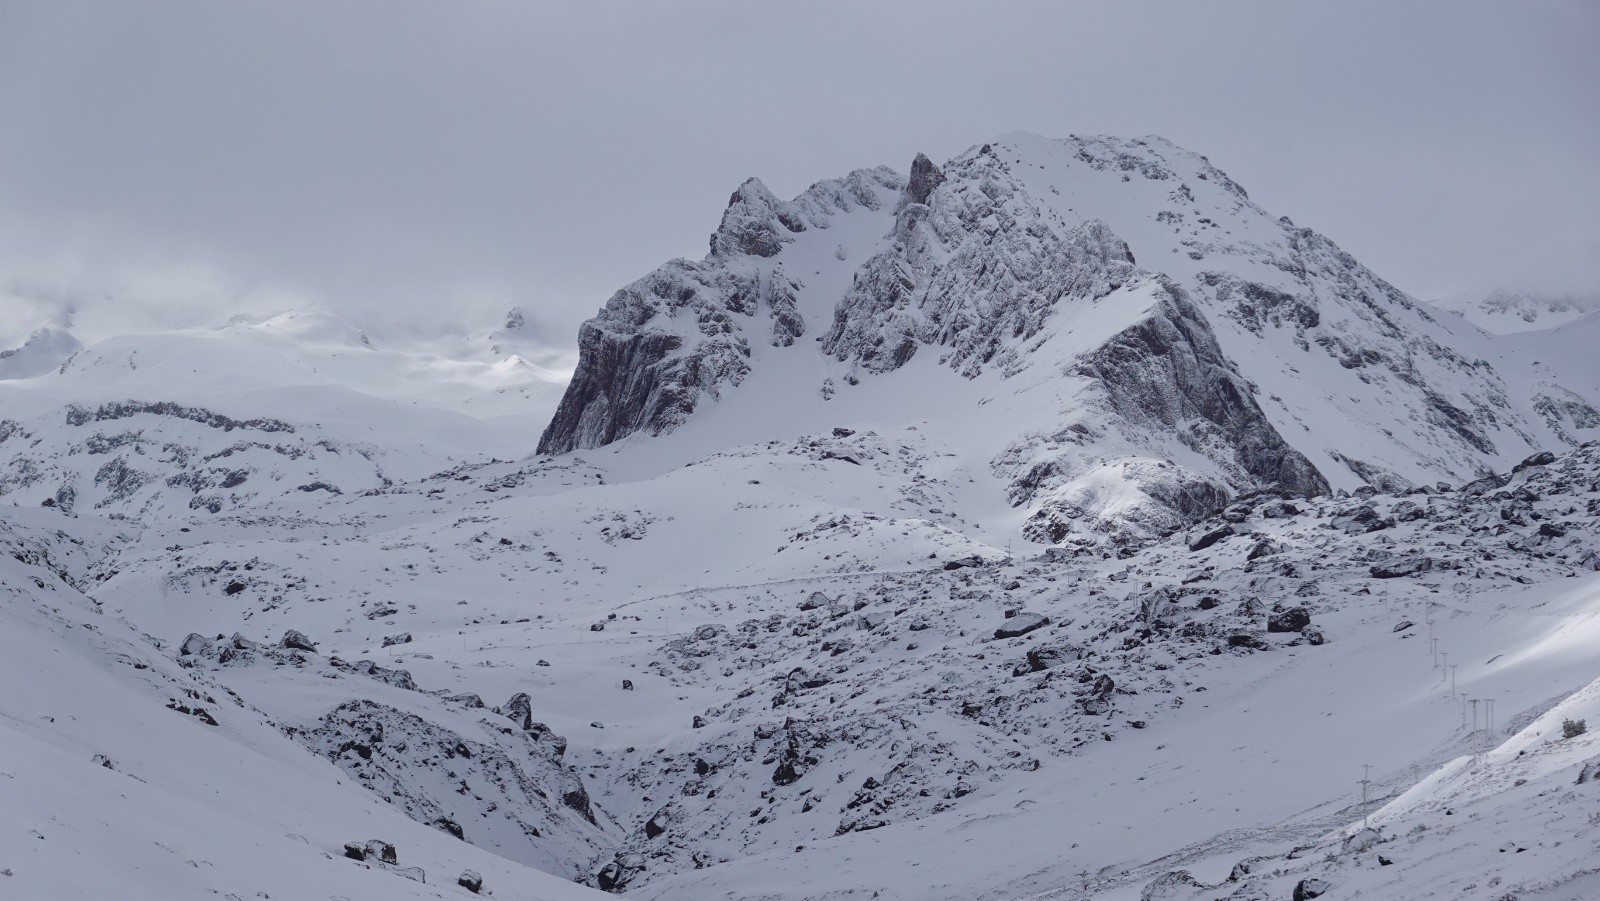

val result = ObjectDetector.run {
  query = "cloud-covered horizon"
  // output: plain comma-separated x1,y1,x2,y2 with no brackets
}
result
2,0,1596,349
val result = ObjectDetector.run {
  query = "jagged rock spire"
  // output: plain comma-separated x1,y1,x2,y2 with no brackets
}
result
902,153,945,207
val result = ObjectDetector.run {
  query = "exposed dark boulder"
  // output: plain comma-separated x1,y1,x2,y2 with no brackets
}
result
1261,500,1301,518
1371,557,1433,579
457,869,483,893
364,840,397,865
1014,645,1076,676
1331,505,1383,533
1267,607,1311,633
500,692,534,731
1513,450,1556,473
596,853,646,893
1462,473,1510,496
644,806,671,839
1189,524,1235,552
994,613,1049,639
179,633,214,656
432,817,464,840
280,629,318,652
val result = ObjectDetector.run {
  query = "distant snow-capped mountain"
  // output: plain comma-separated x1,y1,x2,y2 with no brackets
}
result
0,325,80,379
0,308,567,519
1430,286,1600,334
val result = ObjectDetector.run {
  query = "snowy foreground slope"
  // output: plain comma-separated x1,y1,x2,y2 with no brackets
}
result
4,133,1600,900
0,510,605,901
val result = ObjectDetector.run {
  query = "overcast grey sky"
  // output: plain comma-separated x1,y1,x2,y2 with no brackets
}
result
1,1,1596,350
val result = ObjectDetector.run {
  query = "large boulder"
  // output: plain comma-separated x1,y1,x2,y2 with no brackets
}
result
1188,524,1235,552
1331,505,1383,534
500,692,534,730
994,613,1049,639
280,629,318,652
1370,557,1433,579
1267,607,1311,633
179,633,214,657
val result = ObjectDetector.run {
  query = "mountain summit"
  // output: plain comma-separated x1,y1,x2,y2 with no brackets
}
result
539,133,1595,545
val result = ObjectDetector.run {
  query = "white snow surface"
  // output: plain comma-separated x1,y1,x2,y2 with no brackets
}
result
2,132,1599,901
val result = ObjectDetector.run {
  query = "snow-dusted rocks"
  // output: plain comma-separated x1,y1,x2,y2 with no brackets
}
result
993,611,1049,639
298,699,609,877
280,629,318,652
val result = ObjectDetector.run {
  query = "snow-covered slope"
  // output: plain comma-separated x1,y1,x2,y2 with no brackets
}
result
0,510,608,901
70,424,1600,899
0,309,566,520
5,130,1600,901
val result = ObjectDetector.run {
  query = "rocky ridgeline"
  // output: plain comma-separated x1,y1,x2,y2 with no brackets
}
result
0,398,396,518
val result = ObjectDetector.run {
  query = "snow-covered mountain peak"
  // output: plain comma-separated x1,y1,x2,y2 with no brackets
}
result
539,132,1598,545
222,308,375,347
0,325,81,379
1431,286,1600,334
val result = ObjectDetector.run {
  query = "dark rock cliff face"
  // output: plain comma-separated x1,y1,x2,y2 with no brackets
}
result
539,168,902,455
538,324,693,455
901,152,945,207
999,279,1328,546
537,261,761,455
1075,280,1329,500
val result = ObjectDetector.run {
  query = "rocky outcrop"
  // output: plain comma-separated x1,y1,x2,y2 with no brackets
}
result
901,152,945,208
998,279,1328,545
709,179,806,258
821,149,1138,379
538,169,902,454
535,261,758,454
1073,280,1329,499
298,699,609,876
